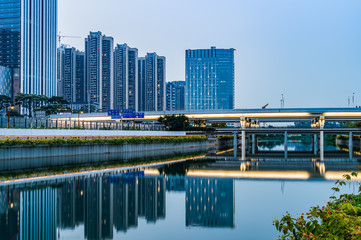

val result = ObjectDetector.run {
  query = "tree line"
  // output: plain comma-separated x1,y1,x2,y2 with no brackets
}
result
0,93,70,117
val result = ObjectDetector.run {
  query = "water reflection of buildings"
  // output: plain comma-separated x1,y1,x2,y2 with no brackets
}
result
0,187,58,240
0,172,236,239
0,190,20,239
21,187,58,240
185,178,234,228
57,175,166,239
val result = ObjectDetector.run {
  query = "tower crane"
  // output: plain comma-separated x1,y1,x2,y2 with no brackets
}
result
57,32,81,47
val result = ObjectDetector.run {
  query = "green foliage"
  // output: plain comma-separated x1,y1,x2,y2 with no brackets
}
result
192,119,206,127
35,104,71,116
0,136,207,147
217,135,233,140
185,126,215,132
211,122,227,128
158,114,190,131
77,104,97,113
274,172,361,239
0,95,12,115
15,93,69,117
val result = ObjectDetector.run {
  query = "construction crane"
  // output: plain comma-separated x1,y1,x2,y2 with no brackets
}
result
262,103,269,109
57,32,81,47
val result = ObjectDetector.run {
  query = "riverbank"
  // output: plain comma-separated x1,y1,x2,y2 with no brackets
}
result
0,136,212,173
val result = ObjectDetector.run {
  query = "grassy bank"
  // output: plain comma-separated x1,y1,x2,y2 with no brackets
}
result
0,135,207,147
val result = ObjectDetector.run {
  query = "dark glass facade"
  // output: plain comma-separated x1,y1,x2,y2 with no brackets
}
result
138,57,146,111
185,47,234,110
166,81,185,111
0,0,21,69
75,51,86,103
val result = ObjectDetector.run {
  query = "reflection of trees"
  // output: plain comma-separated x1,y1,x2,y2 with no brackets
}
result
160,159,216,176
258,141,283,150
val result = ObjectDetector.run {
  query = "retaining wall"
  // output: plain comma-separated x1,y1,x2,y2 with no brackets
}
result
0,141,213,172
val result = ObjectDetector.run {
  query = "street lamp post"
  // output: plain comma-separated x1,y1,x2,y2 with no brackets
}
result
7,105,14,128
78,111,83,128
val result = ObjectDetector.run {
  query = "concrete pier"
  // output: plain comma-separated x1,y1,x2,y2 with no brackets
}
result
241,130,246,160
284,131,288,159
320,131,324,161
349,131,353,160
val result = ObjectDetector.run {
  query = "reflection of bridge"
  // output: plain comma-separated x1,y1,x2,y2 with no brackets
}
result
185,159,361,181
215,127,361,161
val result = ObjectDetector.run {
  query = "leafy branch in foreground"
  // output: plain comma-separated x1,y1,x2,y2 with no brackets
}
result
274,172,361,240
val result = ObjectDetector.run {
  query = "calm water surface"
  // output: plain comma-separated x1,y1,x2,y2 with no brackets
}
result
0,142,359,240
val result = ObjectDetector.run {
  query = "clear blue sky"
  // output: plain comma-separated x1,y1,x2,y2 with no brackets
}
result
59,0,361,109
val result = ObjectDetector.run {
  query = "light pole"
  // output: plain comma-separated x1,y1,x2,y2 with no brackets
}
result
7,105,14,128
78,111,83,128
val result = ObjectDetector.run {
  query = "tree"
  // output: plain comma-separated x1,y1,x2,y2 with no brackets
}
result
47,96,69,105
211,122,227,128
77,104,97,113
0,95,12,116
274,172,361,239
15,93,33,117
158,114,190,131
35,104,71,116
192,119,206,127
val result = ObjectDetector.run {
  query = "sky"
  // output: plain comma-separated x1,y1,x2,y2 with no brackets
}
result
58,0,361,109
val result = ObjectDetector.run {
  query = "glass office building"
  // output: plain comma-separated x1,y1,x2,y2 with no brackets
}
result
185,47,234,110
0,65,12,97
0,0,57,99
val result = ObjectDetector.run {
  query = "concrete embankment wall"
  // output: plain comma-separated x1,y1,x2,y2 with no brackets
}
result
0,129,186,137
0,141,213,172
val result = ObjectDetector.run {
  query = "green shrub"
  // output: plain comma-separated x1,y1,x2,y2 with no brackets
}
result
0,136,207,147
274,172,361,239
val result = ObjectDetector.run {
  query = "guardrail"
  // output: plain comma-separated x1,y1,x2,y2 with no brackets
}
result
0,117,165,131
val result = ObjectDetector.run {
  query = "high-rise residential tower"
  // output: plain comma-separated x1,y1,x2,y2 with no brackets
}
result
185,47,234,110
0,0,58,99
75,51,86,103
166,81,185,111
85,32,114,111
114,44,138,111
137,57,146,111
138,53,166,112
57,46,85,103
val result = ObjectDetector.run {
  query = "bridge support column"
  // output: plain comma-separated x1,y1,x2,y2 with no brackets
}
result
320,131,324,161
252,134,256,155
284,131,288,159
349,132,353,160
233,132,238,159
242,130,246,160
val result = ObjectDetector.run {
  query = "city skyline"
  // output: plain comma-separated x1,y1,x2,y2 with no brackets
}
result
58,0,361,109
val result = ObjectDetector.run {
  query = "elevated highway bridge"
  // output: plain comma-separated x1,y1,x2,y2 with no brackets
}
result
51,108,361,161
51,108,361,123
